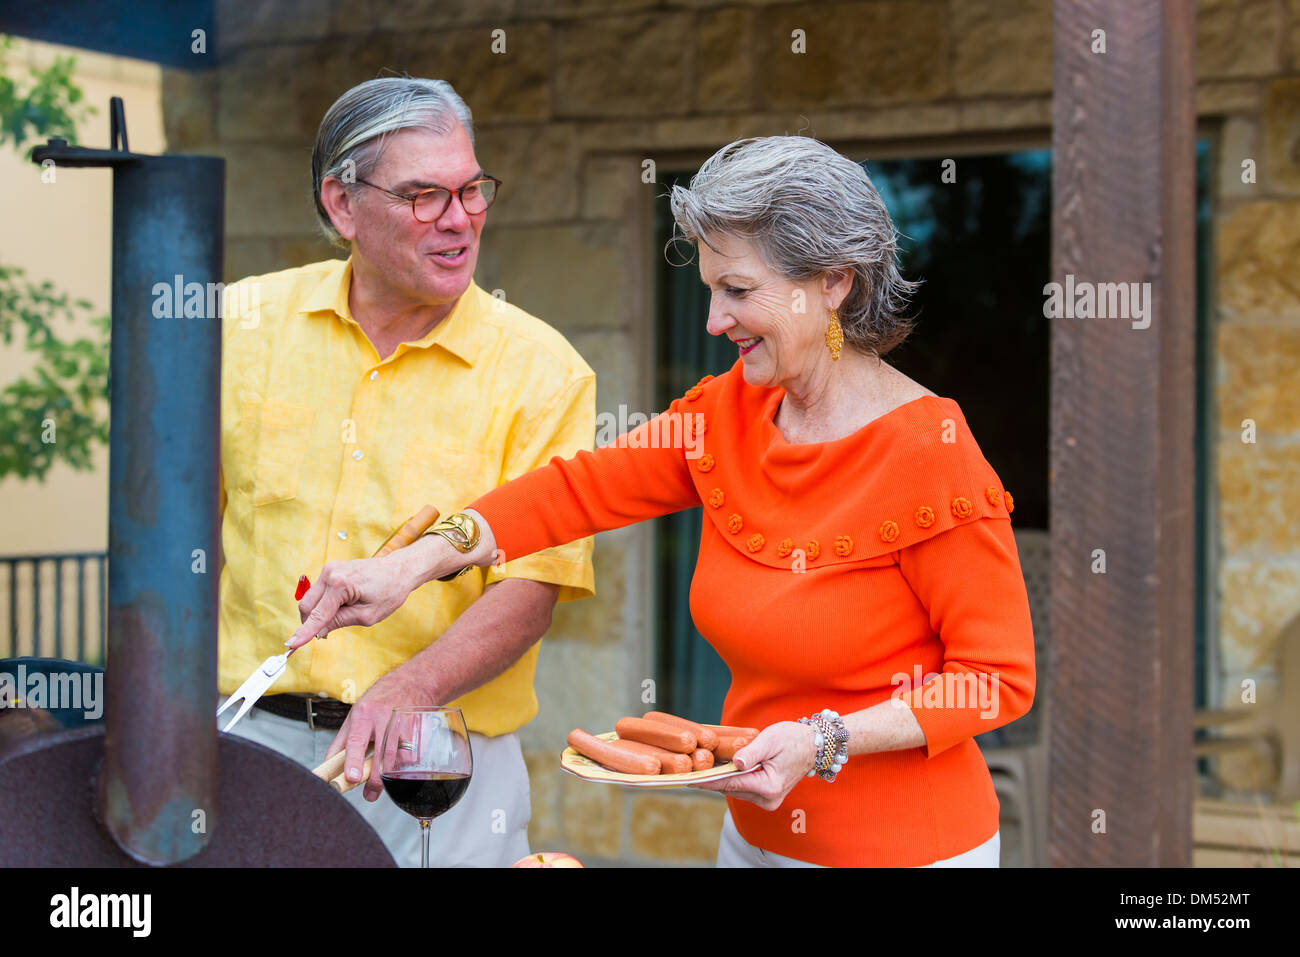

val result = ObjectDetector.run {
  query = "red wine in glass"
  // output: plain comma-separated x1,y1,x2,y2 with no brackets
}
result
381,706,473,867
381,771,470,820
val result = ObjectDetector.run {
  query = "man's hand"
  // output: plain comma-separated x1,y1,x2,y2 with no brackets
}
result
317,577,560,801
324,661,440,802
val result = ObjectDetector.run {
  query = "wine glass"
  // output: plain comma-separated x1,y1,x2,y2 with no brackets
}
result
381,706,473,868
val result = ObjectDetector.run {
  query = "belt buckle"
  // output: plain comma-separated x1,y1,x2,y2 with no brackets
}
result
306,697,316,732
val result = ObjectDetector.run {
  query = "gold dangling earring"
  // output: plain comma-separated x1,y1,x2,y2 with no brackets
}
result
825,309,843,361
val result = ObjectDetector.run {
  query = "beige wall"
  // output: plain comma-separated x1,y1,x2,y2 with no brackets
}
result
0,38,163,557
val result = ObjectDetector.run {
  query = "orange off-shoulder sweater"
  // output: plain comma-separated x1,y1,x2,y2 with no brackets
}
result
468,361,1036,867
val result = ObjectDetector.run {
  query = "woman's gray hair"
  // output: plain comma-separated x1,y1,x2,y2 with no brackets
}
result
311,77,475,248
669,136,920,357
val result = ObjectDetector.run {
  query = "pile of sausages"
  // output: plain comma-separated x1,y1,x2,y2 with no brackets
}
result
567,711,759,775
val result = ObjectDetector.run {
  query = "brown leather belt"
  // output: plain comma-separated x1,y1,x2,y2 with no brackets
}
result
253,693,351,731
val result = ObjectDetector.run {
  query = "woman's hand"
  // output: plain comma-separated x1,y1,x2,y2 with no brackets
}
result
286,536,449,649
688,720,819,811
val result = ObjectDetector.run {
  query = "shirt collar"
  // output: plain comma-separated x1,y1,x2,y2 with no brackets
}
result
298,257,487,367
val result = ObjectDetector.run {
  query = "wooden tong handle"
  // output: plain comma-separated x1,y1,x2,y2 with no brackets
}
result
312,748,374,794
373,505,440,557
307,506,439,796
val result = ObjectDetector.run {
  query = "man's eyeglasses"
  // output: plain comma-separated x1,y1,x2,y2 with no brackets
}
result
355,175,502,222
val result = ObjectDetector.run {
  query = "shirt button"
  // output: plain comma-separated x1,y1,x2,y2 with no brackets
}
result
369,371,378,381
337,530,347,541
352,450,363,460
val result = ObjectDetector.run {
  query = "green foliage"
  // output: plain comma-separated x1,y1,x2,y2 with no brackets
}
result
0,266,110,479
0,34,109,482
0,34,94,153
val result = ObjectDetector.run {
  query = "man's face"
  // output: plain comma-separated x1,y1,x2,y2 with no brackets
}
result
346,125,487,307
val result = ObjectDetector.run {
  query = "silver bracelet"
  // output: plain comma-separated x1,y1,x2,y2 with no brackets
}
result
797,709,850,782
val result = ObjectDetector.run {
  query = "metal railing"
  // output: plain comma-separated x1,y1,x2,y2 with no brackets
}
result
0,552,107,664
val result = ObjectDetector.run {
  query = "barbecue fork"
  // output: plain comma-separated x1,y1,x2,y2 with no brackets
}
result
217,505,440,733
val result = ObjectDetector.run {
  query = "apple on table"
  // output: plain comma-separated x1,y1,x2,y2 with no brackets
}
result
511,852,583,868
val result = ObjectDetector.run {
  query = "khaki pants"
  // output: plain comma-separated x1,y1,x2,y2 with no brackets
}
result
220,696,532,867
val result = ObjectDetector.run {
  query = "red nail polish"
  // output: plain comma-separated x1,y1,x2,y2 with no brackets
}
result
295,575,311,600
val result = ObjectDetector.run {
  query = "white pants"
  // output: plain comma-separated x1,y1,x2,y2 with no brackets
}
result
716,810,1000,868
219,696,532,867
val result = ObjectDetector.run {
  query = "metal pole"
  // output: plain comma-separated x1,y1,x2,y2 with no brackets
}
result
99,153,224,864
33,107,225,864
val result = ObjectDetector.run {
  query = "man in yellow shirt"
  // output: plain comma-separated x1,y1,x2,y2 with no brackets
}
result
218,77,595,866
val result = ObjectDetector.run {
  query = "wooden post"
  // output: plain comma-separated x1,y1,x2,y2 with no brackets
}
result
1049,0,1197,866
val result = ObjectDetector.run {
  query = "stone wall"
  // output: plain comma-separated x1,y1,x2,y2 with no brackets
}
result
160,0,1299,861
1205,0,1300,790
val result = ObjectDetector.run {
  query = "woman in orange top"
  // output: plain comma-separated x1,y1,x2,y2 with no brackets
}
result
291,136,1036,867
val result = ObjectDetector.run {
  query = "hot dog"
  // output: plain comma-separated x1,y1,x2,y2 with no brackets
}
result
704,724,760,739
608,738,694,774
691,747,715,771
567,729,659,775
642,711,720,751
714,733,756,762
614,717,696,754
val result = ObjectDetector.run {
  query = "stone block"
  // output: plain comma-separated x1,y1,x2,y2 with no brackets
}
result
554,13,692,118
551,536,627,642
1264,77,1300,196
218,44,310,143
1216,323,1300,433
807,103,961,139
580,154,644,220
568,328,640,414
217,0,338,55
531,0,661,14
523,750,562,850
291,35,410,140
1218,562,1300,675
390,23,551,125
951,0,1052,98
224,238,277,283
628,792,727,861
221,144,322,238
1218,117,1260,200
957,97,1052,132
1288,0,1300,72
1197,0,1282,79
1214,671,1279,713
558,765,624,856
472,125,580,223
1216,746,1279,791
1217,200,1300,320
474,222,628,331
273,235,341,268
161,67,218,151
754,1,952,110
1196,80,1263,115
1217,442,1300,553
524,632,637,754
695,7,755,112
328,0,518,34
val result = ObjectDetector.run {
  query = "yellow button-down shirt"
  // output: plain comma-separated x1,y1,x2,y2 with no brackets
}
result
218,258,595,736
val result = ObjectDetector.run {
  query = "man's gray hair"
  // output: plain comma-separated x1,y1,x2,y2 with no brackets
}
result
311,77,475,248
669,136,920,357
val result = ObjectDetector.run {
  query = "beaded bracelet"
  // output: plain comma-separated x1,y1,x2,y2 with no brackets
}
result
797,709,850,782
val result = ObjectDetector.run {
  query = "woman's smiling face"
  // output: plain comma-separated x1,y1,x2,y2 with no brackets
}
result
698,232,845,391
